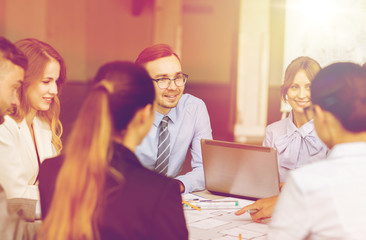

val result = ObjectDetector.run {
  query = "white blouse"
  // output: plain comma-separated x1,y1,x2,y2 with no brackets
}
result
263,112,328,182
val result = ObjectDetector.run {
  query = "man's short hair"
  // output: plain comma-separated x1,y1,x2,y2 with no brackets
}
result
0,37,28,70
135,43,181,65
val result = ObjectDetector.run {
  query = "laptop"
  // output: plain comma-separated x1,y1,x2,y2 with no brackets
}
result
201,139,280,200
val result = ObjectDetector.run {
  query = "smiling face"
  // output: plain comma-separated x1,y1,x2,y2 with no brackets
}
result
144,55,184,115
286,70,312,114
27,58,60,114
0,61,24,124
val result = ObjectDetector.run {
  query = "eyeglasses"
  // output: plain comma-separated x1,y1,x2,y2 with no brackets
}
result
304,105,315,121
152,73,188,89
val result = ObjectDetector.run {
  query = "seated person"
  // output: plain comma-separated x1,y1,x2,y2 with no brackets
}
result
37,61,188,240
0,36,40,239
236,57,328,222
0,38,66,219
134,44,213,193
268,62,366,239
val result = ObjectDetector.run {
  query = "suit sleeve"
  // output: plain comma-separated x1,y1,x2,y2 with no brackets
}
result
176,100,212,193
152,180,188,240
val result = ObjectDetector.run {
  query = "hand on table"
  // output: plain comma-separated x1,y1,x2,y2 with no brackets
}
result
235,195,279,223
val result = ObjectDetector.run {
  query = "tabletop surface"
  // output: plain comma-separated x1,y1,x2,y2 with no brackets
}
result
183,191,268,240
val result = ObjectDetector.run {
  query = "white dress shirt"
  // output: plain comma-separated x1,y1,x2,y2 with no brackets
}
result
268,142,366,240
263,111,328,182
0,115,56,200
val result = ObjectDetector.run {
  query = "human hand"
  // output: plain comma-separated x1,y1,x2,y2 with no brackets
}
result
235,195,279,223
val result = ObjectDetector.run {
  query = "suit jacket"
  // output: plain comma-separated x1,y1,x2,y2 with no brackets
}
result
39,143,188,240
0,185,41,240
0,115,56,200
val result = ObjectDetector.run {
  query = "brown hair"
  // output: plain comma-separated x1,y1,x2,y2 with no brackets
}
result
281,56,321,101
13,38,66,153
38,61,155,240
0,36,28,71
135,43,180,65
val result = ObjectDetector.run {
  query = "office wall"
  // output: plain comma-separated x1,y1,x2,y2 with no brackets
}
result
180,0,239,141
284,0,366,67
45,0,88,81
0,0,154,81
0,1,4,31
181,0,239,84
0,0,277,142
1,0,239,84
268,0,286,87
85,0,155,79
235,0,271,142
267,0,286,125
3,0,47,40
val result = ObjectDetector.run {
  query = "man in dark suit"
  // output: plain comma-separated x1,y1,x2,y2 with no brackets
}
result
0,36,40,239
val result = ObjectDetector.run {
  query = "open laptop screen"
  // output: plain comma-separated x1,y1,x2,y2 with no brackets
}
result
201,139,280,200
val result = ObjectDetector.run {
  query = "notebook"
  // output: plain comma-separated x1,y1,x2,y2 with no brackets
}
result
201,139,280,200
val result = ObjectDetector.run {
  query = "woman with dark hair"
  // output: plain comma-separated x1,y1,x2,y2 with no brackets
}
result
236,56,328,222
37,61,188,240
0,38,66,218
268,62,366,239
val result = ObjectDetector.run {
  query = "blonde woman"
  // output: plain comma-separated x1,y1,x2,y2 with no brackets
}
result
236,56,328,222
38,62,188,240
0,38,66,218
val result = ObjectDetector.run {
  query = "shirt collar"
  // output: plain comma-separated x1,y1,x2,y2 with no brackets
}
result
286,111,315,137
153,107,177,127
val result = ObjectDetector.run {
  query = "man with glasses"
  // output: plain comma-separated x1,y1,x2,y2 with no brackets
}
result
135,44,212,193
